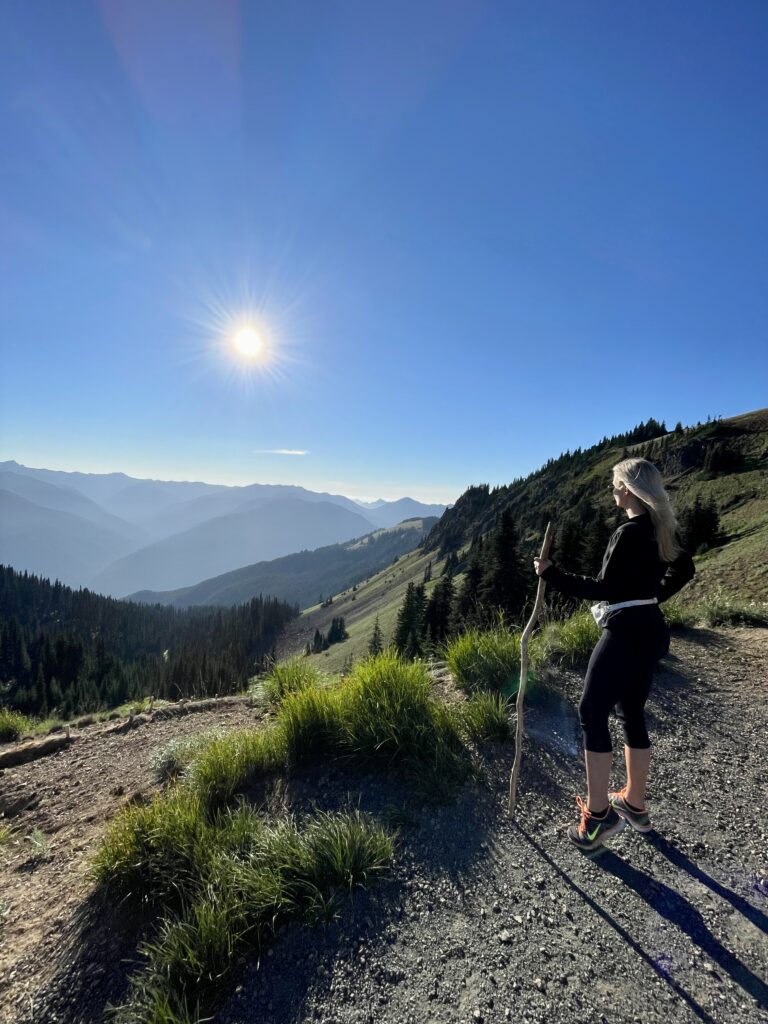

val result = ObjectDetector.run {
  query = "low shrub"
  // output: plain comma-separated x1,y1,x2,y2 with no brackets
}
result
26,827,52,861
0,708,31,743
445,624,522,694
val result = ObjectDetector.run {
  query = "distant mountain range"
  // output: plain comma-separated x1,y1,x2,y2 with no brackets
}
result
129,517,439,610
0,461,447,597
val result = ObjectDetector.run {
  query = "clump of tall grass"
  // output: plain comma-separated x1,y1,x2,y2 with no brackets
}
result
532,607,599,668
150,728,225,784
253,656,325,706
96,802,393,1024
339,652,443,764
452,691,511,744
187,728,287,809
0,708,31,743
93,789,215,908
189,652,479,809
694,590,768,627
445,623,522,694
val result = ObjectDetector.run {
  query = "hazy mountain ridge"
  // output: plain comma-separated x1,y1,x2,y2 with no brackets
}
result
0,471,145,546
129,517,439,610
0,461,447,596
89,499,379,597
0,491,141,590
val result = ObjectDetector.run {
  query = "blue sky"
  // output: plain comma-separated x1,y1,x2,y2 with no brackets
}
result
1,1,766,504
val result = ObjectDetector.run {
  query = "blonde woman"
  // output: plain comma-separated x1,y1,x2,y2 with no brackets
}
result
533,458,695,851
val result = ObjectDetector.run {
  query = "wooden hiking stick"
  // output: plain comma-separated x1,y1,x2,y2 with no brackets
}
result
508,521,554,816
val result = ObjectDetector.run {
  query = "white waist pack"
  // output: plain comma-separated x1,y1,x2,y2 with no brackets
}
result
590,598,658,628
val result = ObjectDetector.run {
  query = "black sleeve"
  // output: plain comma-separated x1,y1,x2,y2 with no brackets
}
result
540,526,636,601
655,551,696,603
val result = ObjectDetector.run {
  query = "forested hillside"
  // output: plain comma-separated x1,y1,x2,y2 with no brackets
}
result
425,409,766,594
394,410,766,653
285,409,767,670
0,567,297,718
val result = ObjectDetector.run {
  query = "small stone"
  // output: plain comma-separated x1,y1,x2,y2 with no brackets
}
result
498,929,512,944
533,978,545,992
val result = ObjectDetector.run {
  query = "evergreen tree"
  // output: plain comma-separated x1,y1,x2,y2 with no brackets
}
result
393,582,426,659
477,510,528,623
368,616,384,656
441,552,459,577
680,495,720,553
581,513,614,573
424,576,455,649
553,513,587,576
327,617,349,645
453,537,484,629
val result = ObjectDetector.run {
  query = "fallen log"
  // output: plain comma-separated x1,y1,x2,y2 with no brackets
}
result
0,732,76,770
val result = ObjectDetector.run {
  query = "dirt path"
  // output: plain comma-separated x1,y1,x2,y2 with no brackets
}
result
1,628,767,1024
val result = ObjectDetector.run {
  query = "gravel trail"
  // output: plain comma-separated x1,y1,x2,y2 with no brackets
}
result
1,627,766,1024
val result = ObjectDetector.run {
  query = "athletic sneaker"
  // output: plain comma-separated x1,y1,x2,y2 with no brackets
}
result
609,788,653,833
567,795,626,851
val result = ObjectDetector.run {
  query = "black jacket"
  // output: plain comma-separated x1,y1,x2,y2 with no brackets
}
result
541,512,695,605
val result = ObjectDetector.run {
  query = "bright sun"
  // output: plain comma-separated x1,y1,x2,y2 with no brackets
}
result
232,325,265,360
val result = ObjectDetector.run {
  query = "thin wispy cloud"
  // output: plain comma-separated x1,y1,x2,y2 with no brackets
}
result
253,448,309,456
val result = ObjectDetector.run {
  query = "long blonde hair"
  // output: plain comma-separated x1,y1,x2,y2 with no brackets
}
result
612,457,682,563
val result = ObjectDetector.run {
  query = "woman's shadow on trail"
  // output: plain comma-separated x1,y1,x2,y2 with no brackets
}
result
515,821,768,1023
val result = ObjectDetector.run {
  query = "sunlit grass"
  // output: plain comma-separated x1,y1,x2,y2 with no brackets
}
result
150,728,227,784
253,656,325,706
532,608,599,668
693,589,768,627
0,708,31,743
445,623,522,694
452,691,511,744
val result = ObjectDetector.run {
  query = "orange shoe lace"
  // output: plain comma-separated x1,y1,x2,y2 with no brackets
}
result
575,795,591,835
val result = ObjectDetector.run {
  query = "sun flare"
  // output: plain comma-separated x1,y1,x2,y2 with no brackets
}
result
232,325,265,360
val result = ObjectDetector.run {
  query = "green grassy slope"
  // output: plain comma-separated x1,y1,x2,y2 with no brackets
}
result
277,547,462,673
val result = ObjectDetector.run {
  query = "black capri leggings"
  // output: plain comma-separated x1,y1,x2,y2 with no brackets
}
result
579,610,670,753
